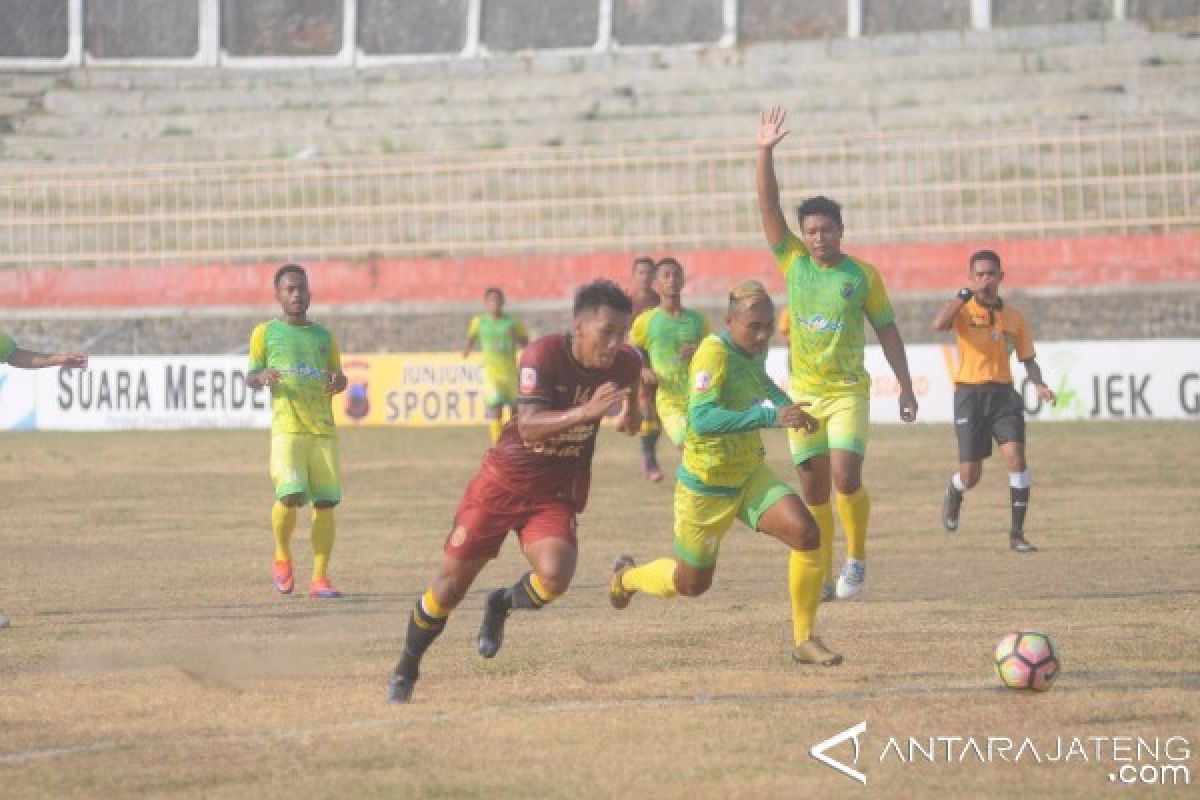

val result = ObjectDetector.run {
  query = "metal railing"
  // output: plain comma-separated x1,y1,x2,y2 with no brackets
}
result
1,121,1196,269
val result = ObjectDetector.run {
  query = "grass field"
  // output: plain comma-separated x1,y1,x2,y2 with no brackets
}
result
1,422,1197,799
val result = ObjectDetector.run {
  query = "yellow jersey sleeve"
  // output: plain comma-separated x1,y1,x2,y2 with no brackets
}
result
771,231,809,277
861,261,896,329
248,323,268,372
467,315,480,341
687,335,727,408
630,309,653,350
327,332,343,373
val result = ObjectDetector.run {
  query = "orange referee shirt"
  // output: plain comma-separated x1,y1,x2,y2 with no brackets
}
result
951,298,1035,385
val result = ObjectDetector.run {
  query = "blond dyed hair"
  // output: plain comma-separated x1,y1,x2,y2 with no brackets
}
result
727,279,774,314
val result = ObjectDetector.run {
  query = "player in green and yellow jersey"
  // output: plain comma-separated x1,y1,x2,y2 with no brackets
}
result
0,330,87,631
629,257,709,452
610,281,844,666
463,287,529,443
247,264,348,599
757,106,918,602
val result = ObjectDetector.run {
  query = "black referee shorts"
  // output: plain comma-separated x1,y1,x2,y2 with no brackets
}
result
953,382,1026,462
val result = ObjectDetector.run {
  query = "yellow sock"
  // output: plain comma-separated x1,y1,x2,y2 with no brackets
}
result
788,547,823,643
529,573,561,603
488,418,503,443
638,419,660,437
420,587,450,621
271,501,297,562
808,502,835,586
311,508,336,580
620,558,678,598
836,487,870,562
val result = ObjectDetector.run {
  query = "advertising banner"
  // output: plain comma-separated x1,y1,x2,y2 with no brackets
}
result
0,365,38,431
334,353,491,427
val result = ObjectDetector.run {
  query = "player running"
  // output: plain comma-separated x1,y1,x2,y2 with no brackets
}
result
463,287,529,443
629,257,709,450
387,280,642,704
933,249,1056,552
247,264,348,599
0,330,87,630
757,105,918,601
628,256,664,481
610,281,844,666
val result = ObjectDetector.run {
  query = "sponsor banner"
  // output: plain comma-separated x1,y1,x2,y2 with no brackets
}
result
35,356,270,430
0,365,38,430
770,340,1200,423
334,353,490,427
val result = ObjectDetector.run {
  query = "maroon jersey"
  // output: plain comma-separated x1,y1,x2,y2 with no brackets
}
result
481,333,640,511
631,288,661,318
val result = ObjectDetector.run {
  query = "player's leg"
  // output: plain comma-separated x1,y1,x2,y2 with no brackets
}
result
388,552,491,704
308,436,343,597
749,470,841,666
639,380,662,481
943,385,992,532
483,374,506,443
825,395,870,600
790,398,835,600
995,387,1034,552
268,434,308,594
659,401,689,450
613,483,731,607
477,502,578,659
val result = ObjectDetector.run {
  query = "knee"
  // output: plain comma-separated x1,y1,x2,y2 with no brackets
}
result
280,494,306,508
797,517,821,551
832,472,861,495
314,501,338,510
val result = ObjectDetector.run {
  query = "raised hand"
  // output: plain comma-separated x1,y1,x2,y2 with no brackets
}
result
758,106,790,150
582,381,630,421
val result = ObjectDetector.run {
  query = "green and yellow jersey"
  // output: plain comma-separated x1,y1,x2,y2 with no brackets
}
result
0,329,16,362
774,232,894,397
468,313,527,382
679,332,792,494
248,320,341,437
630,307,710,411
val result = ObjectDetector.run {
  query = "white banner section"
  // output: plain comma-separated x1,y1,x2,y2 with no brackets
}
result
2,342,1195,431
36,356,270,430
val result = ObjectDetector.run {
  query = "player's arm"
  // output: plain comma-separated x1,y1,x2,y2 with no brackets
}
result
874,322,918,423
245,323,280,388
933,288,973,331
5,348,88,370
513,318,529,348
629,311,658,387
1021,357,1056,404
612,358,643,437
517,383,629,442
325,333,347,395
756,105,792,249
463,316,479,358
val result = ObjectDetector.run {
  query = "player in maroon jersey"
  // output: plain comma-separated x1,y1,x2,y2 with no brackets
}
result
387,280,642,704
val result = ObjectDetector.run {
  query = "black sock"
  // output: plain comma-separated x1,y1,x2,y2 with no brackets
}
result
507,571,550,611
400,596,447,666
640,431,660,461
1010,487,1030,534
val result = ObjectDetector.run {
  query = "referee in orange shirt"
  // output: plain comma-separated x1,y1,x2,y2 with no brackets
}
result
932,250,1056,552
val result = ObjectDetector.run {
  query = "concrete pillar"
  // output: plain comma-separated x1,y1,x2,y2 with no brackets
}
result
971,0,992,31
847,0,863,38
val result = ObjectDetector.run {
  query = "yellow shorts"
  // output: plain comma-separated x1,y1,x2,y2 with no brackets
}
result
787,392,870,463
656,394,688,447
484,371,517,407
673,463,794,568
270,434,341,505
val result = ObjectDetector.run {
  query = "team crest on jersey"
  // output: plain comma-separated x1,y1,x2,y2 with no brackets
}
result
841,282,855,299
693,371,712,392
519,367,538,393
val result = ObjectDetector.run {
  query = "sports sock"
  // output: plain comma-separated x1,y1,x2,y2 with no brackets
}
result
808,502,835,586
1009,471,1031,533
789,547,823,643
402,588,451,663
951,472,968,492
488,417,503,443
508,571,559,610
311,508,335,580
836,487,870,563
640,429,660,463
271,501,297,562
638,418,660,437
619,558,678,598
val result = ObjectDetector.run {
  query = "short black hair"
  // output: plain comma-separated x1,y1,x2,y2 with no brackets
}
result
655,256,682,272
796,195,843,229
969,249,1002,272
573,279,633,317
274,263,307,288
631,256,657,273
484,287,504,300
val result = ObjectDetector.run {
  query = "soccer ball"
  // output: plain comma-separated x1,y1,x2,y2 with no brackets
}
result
994,630,1060,691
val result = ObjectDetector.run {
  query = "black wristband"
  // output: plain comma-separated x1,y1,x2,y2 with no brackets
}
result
957,288,973,302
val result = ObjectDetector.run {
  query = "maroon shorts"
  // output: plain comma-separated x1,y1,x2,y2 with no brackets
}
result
444,467,578,561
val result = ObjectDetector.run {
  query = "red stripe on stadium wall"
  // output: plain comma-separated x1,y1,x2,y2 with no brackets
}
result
2,232,1197,309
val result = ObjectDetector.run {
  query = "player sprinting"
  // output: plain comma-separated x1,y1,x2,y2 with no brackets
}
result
387,280,642,704
757,105,918,602
629,256,664,481
463,287,529,443
629,257,710,450
933,249,1056,552
0,330,87,631
247,264,348,599
611,281,843,665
